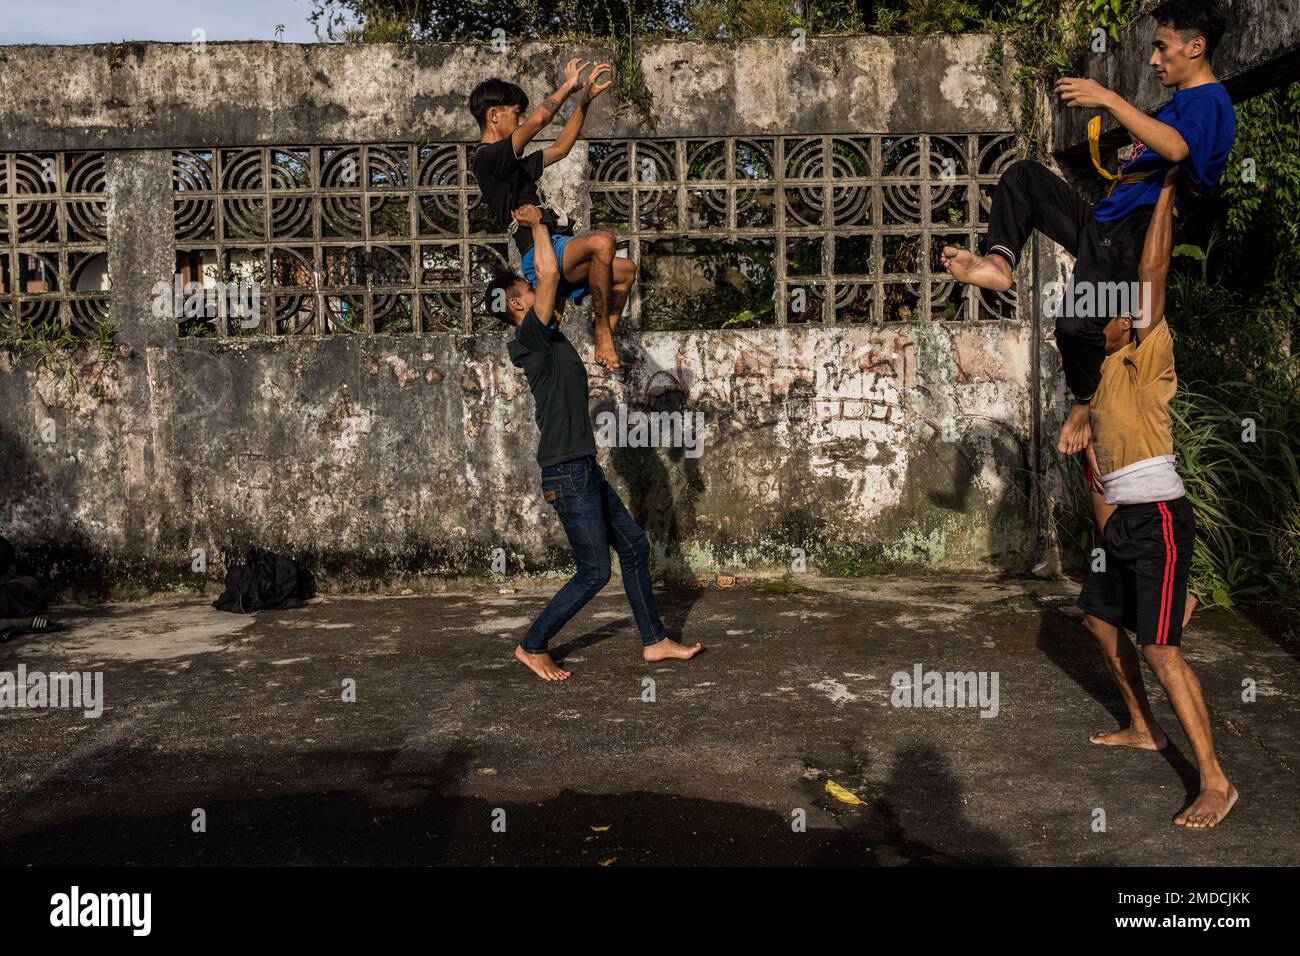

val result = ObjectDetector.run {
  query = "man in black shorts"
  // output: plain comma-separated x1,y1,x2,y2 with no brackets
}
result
485,204,701,682
1077,170,1236,828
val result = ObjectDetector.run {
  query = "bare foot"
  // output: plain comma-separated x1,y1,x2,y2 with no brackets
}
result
1175,781,1238,828
1183,593,1197,627
594,338,621,370
1058,403,1093,455
515,645,572,681
1090,725,1168,750
642,638,703,662
940,246,1013,291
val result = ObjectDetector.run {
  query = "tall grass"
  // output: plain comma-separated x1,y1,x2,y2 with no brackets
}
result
1051,369,1299,608
1171,375,1300,606
1051,272,1299,608
1164,237,1300,606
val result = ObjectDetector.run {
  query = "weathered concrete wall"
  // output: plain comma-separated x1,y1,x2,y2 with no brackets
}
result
1,36,1013,149
0,38,1043,594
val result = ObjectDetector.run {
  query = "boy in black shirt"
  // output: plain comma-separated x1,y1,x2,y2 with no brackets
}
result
471,61,634,370
487,204,702,682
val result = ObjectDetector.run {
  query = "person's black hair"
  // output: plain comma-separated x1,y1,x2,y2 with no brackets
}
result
0,536,14,570
483,269,525,323
1151,0,1227,61
469,78,529,131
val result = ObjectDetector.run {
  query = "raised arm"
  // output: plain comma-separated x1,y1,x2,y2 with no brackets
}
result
510,59,588,156
1134,171,1178,342
512,204,559,325
1106,95,1190,165
1055,79,1190,164
542,64,611,167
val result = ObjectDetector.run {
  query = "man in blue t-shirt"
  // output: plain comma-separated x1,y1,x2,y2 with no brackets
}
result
941,0,1236,457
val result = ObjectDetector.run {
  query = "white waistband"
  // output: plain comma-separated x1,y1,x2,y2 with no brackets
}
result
1101,455,1184,505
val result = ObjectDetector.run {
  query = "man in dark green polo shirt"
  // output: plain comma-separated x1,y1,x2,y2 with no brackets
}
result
486,204,702,681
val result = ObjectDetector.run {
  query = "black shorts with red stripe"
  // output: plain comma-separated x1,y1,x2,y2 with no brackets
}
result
1077,496,1196,647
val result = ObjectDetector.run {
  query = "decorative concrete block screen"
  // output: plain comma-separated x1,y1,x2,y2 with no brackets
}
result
0,152,110,332
592,134,1019,329
171,144,506,336
167,132,1019,337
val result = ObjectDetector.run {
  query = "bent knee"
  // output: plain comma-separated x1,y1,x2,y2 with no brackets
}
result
592,230,617,258
1003,158,1043,184
620,533,651,565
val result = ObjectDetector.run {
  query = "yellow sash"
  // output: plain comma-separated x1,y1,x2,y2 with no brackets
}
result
1087,115,1151,197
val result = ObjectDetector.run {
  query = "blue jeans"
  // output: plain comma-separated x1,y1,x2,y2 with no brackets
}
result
522,456,667,653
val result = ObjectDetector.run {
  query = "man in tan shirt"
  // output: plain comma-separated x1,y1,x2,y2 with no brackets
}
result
1077,168,1237,828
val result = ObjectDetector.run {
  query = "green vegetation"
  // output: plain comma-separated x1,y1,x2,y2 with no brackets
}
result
751,570,806,591
0,316,116,396
814,549,902,577
981,1,1145,156
1172,379,1299,606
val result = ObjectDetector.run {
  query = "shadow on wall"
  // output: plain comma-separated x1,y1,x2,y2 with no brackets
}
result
589,337,1034,576
589,350,707,637
0,415,103,593
921,415,1034,568
0,326,1034,592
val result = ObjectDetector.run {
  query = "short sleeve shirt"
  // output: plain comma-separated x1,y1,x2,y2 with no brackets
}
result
1095,82,1236,223
473,138,562,255
1090,320,1178,477
506,307,596,467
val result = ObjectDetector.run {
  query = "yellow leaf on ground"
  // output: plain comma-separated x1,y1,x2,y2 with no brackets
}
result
598,858,617,866
824,779,863,805
590,826,610,832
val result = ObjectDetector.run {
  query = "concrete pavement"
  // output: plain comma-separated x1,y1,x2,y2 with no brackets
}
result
1,574,1296,865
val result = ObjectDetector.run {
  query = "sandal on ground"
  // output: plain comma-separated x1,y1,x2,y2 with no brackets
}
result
0,616,66,642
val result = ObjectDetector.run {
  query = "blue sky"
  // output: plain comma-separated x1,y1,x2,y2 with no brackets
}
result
0,0,340,44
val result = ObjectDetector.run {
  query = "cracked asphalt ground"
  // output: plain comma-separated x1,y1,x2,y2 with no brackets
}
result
0,574,1296,866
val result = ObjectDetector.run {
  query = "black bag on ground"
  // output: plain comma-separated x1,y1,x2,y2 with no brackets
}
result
0,576,46,618
213,547,314,613
0,536,47,618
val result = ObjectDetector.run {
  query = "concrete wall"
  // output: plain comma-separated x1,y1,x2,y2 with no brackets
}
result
0,37,1050,594
1,36,1015,147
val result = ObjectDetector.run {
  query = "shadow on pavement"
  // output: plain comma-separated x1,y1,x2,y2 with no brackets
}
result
1034,602,1199,799
2,739,1020,866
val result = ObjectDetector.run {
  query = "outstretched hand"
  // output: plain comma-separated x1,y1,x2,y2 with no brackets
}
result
582,63,613,103
563,58,592,92
1054,77,1114,109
